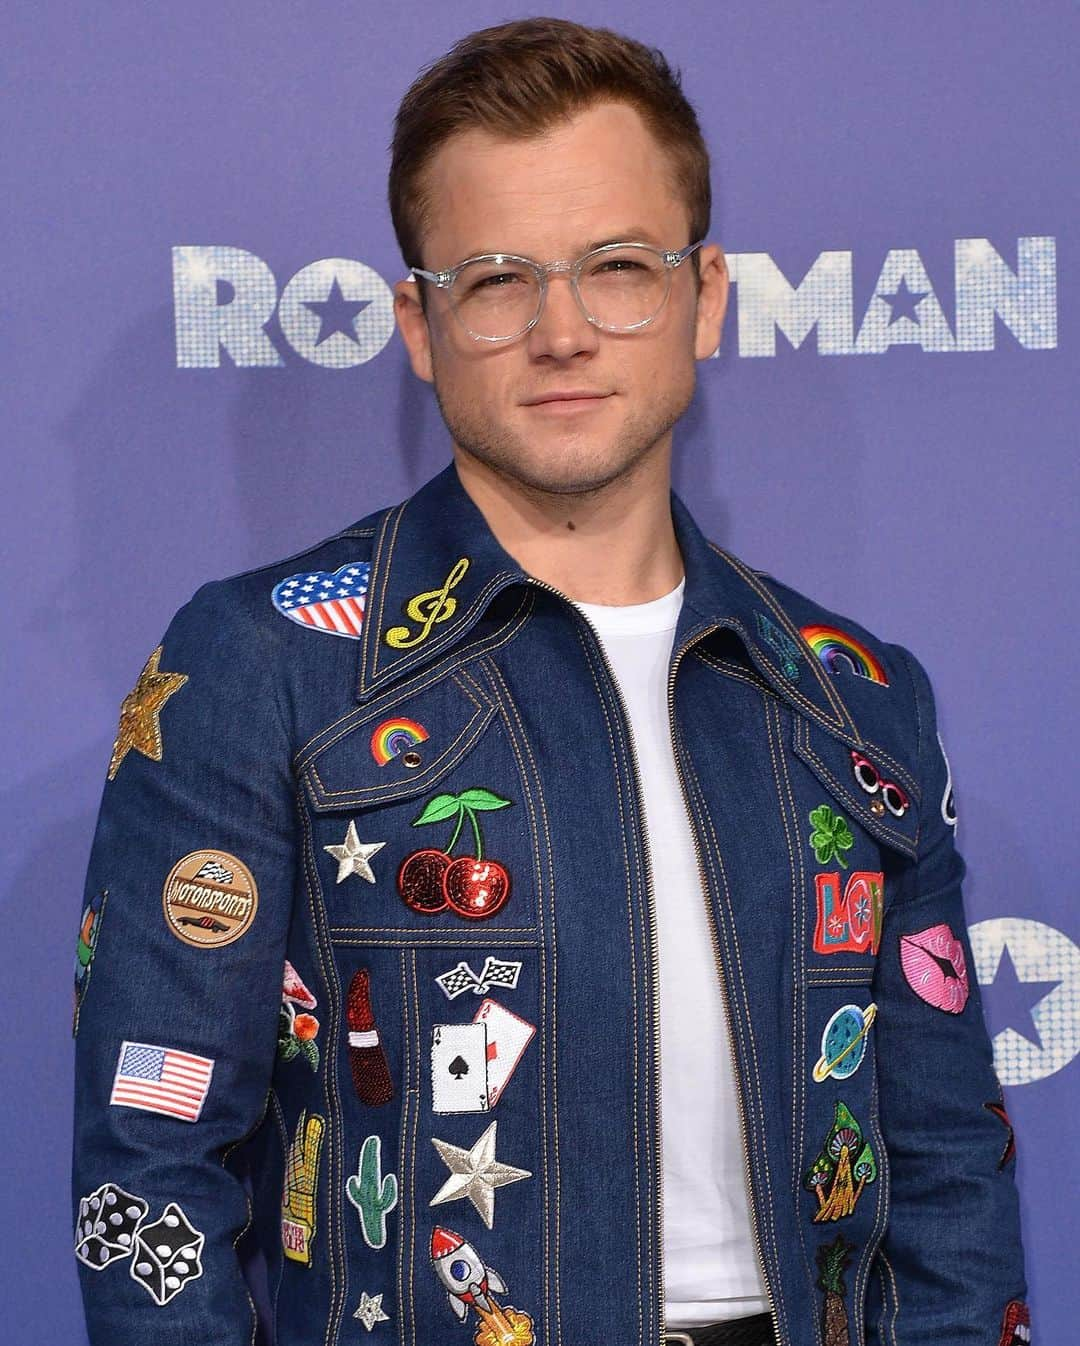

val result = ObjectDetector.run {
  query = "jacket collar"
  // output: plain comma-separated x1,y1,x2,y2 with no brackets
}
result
356,460,858,739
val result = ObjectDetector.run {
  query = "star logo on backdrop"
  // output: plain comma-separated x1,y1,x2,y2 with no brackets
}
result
107,646,188,780
324,821,386,884
429,1120,531,1228
303,276,371,346
981,945,1060,1047
353,1290,390,1331
970,917,1080,1084
878,276,929,325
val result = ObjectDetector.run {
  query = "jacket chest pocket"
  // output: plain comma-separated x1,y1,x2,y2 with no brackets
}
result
296,668,548,1344
299,667,540,941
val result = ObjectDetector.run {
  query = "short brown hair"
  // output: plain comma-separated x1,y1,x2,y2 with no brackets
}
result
388,17,712,308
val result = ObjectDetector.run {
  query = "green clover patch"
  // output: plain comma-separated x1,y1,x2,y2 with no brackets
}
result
809,804,854,869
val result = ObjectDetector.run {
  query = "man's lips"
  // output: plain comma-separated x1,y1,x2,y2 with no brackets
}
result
522,392,613,411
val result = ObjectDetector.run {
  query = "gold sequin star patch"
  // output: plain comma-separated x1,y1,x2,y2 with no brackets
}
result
107,645,188,781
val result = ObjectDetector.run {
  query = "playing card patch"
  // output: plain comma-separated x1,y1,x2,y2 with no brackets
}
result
73,888,108,1036
75,1183,148,1270
130,1202,205,1305
998,1300,1031,1345
899,923,970,1014
431,999,535,1114
346,1134,399,1249
813,872,884,956
272,561,370,639
436,957,522,1000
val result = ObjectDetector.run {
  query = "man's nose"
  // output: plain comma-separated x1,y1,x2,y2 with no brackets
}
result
526,270,600,357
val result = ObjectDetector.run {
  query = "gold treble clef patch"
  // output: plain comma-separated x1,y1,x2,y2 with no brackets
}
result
383,556,471,650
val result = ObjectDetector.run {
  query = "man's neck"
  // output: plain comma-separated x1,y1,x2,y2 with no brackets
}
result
451,445,685,605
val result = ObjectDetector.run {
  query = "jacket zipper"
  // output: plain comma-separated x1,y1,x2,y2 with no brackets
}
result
526,579,779,1345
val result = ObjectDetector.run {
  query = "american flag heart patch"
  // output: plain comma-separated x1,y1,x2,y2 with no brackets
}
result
272,561,371,639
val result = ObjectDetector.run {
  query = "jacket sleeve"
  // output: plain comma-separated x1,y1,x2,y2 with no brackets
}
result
72,579,296,1344
865,647,1029,1346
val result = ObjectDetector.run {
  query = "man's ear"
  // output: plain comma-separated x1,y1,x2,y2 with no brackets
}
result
393,278,435,383
694,243,730,361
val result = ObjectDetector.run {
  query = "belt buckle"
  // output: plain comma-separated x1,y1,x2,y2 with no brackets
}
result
664,1335,695,1345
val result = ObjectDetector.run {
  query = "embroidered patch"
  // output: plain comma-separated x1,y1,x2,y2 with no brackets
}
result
431,1002,536,1114
73,888,108,1036
384,556,470,650
815,1234,855,1346
75,1183,148,1270
755,610,801,680
430,1119,531,1229
371,716,429,765
436,956,523,1000
346,1134,399,1250
109,1041,215,1122
937,730,957,828
282,1109,325,1264
984,1093,1017,1170
279,961,320,1071
107,646,188,781
812,1003,877,1083
272,561,370,639
324,820,386,885
162,849,258,948
801,625,889,685
399,788,513,920
900,923,970,1014
347,968,394,1105
814,872,884,956
431,1225,535,1340
804,1101,877,1223
998,1300,1031,1345
130,1202,205,1305
809,804,855,869
851,751,909,818
354,1290,391,1331
474,998,535,1106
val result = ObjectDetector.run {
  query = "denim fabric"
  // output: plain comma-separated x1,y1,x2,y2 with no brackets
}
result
73,461,1027,1346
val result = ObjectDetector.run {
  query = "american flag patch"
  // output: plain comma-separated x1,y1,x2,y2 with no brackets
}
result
272,561,370,640
109,1041,215,1122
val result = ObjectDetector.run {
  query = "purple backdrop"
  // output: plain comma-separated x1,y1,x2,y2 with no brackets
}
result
7,2,1077,1341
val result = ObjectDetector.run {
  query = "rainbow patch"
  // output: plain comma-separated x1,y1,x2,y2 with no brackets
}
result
800,625,888,685
370,717,429,765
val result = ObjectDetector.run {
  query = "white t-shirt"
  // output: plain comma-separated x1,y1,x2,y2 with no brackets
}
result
572,578,769,1328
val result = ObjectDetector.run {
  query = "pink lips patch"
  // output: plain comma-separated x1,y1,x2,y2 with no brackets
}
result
899,923,970,1014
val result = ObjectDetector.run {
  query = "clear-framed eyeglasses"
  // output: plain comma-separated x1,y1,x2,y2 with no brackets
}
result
411,239,705,343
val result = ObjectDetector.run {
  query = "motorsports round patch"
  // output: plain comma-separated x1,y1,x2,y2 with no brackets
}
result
162,850,258,947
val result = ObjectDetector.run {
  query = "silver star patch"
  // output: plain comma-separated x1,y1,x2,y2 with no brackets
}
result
429,1119,531,1229
353,1290,390,1331
324,821,386,884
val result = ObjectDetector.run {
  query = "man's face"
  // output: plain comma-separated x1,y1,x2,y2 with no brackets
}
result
393,100,728,498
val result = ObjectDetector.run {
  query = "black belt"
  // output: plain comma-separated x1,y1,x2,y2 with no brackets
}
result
664,1313,775,1346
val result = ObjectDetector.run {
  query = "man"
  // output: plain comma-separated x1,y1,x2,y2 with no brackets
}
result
73,17,1029,1346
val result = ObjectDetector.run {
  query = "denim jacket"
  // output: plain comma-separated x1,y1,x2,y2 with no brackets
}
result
73,460,1028,1346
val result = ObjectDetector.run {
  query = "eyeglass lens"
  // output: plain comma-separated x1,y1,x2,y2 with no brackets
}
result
448,247,671,339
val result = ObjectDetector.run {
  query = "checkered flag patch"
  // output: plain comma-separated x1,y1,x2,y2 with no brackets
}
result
194,859,234,885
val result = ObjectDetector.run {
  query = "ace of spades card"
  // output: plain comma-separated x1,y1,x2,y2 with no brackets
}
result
431,999,536,1114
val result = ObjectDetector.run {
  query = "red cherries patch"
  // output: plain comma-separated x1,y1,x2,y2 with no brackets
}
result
398,788,513,921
